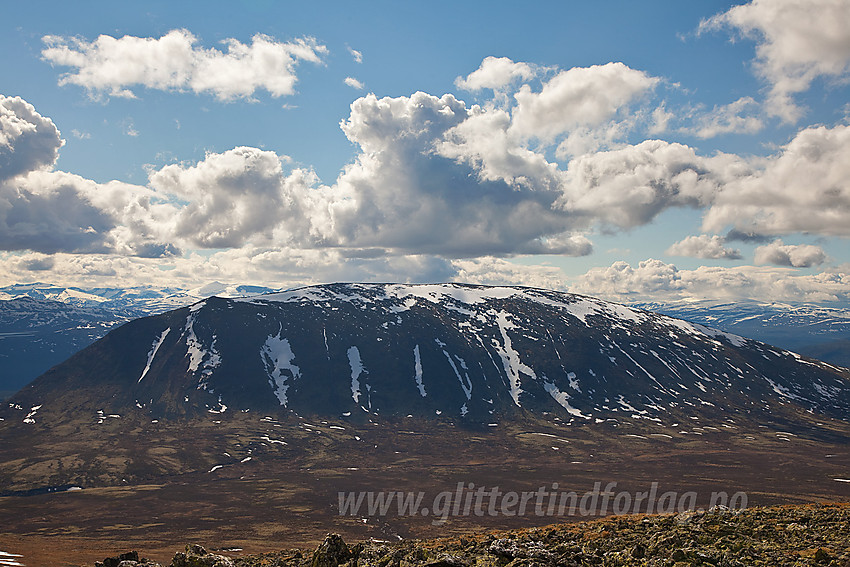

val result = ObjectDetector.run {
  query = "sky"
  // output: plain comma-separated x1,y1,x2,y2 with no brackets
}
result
1,0,849,305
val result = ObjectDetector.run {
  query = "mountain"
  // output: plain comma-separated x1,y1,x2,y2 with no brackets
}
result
7,283,848,425
4,282,847,400
0,282,278,395
633,299,850,368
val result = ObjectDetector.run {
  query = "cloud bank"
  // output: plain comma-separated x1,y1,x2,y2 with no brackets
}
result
4,61,850,259
0,95,63,182
573,259,850,304
2,75,848,272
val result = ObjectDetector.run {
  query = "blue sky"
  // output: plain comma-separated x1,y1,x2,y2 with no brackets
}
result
1,0,849,305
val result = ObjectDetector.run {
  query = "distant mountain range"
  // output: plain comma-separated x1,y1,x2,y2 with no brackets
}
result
6,283,847,425
0,282,277,314
633,300,850,369
0,282,277,395
1,282,847,398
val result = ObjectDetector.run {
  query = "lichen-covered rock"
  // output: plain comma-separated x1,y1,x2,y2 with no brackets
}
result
172,544,234,567
310,534,352,567
94,551,162,567
92,503,850,567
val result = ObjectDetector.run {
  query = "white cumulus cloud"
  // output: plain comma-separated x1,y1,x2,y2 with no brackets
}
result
754,240,828,267
455,56,536,92
557,140,737,230
348,46,363,63
703,123,850,237
344,77,365,90
148,146,324,249
331,92,591,256
0,95,176,256
41,29,327,101
0,169,177,256
0,95,63,182
684,97,764,138
702,0,850,122
510,62,659,143
666,234,742,260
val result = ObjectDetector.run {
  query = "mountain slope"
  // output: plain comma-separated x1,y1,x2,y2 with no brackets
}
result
7,283,849,427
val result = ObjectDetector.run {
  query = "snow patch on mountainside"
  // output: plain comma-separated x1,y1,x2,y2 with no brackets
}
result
763,376,804,402
492,311,533,406
348,346,369,408
523,292,647,326
413,345,426,397
661,316,749,348
183,314,203,373
384,284,519,306
543,380,590,419
245,284,653,330
567,372,581,393
139,328,171,383
249,283,522,307
436,339,473,400
183,312,221,388
261,332,301,406
22,404,42,424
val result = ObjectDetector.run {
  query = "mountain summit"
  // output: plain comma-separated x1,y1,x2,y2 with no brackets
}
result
8,283,849,425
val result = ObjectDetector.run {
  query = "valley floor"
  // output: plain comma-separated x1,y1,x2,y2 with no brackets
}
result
1,413,849,566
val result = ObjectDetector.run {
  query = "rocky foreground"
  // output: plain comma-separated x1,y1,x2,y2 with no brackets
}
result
95,503,849,567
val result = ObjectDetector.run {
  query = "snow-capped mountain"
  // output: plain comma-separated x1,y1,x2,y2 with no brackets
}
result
7,283,848,426
5,282,848,400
